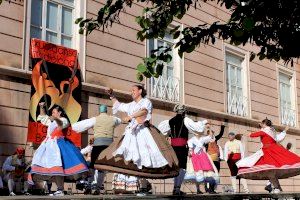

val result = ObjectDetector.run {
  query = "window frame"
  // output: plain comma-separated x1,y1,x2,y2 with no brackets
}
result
146,23,184,103
277,64,298,127
31,0,75,47
23,0,86,81
223,44,251,117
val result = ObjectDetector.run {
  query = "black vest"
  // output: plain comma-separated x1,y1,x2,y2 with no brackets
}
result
169,114,189,139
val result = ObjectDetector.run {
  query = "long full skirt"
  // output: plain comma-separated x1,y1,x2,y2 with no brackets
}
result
94,125,179,179
29,136,88,183
237,143,300,179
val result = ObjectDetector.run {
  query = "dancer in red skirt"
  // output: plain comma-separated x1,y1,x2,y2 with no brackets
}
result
237,118,300,193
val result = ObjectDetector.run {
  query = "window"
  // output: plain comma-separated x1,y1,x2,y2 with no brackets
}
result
226,51,249,117
147,30,182,102
30,0,75,48
279,72,296,127
24,0,86,77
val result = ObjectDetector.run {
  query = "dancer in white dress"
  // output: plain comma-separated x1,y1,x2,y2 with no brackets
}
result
94,85,179,179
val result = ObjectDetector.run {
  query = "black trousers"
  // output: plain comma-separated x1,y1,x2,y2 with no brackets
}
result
172,146,188,169
213,161,221,172
90,145,108,169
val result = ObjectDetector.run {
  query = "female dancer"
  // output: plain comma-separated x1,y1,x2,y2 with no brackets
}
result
185,128,219,194
30,102,88,196
94,85,179,179
237,118,300,193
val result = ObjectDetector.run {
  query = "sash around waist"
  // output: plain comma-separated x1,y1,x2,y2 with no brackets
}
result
171,138,187,147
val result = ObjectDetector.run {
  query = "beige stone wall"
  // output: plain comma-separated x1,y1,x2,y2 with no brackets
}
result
0,1,24,68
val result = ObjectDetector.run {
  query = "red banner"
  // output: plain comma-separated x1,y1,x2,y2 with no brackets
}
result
27,39,82,147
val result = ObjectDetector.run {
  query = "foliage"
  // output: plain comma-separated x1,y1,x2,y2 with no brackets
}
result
76,0,300,81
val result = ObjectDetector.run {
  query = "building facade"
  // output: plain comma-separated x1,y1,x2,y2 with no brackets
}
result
0,0,300,193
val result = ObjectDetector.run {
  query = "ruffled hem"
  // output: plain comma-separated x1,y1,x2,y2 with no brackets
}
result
31,163,88,176
184,171,219,183
113,126,168,169
238,162,300,179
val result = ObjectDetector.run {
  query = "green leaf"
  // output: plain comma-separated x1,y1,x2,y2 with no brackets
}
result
142,7,150,14
259,54,265,60
153,73,159,78
137,31,144,41
250,52,256,61
79,21,86,28
142,18,151,28
242,17,255,31
156,64,164,75
170,26,180,34
186,45,195,53
135,16,142,24
148,56,157,63
233,29,244,38
164,54,172,63
136,72,144,82
75,17,83,24
173,31,181,39
79,28,84,35
143,71,152,78
137,63,147,73
178,51,184,58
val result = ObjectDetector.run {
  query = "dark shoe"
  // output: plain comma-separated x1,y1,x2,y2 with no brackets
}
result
197,190,203,194
93,190,100,195
84,188,92,195
23,192,31,196
173,190,186,195
265,184,272,193
209,190,217,194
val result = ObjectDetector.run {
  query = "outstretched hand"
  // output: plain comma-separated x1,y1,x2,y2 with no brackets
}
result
105,88,113,96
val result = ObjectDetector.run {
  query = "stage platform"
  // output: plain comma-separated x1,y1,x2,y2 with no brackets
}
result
1,193,300,200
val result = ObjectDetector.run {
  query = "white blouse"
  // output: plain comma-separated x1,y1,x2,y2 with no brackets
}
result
112,98,152,126
37,115,69,136
262,126,286,142
157,117,208,136
188,135,212,154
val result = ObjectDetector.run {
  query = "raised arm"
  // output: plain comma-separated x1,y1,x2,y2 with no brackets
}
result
250,130,265,138
106,88,130,114
39,102,46,116
215,125,225,141
184,117,207,134
37,102,52,126
72,117,96,133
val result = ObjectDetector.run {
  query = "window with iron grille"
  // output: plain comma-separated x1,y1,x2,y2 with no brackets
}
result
279,72,296,127
147,31,182,103
226,52,249,117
